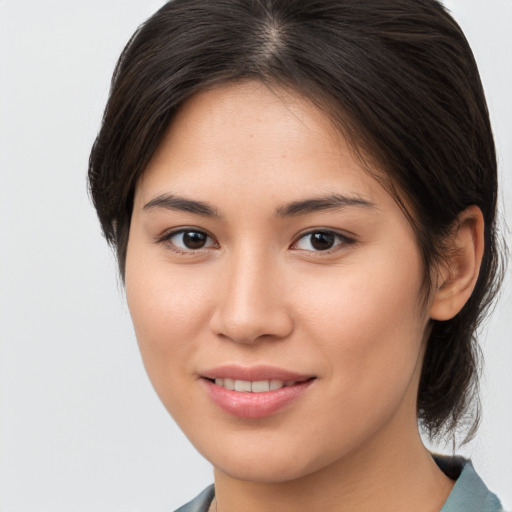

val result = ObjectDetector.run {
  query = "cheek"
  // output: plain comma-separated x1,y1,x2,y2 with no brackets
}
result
124,244,215,396
280,256,428,462
295,246,427,399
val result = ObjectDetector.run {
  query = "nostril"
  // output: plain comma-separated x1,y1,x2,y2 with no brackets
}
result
209,304,294,345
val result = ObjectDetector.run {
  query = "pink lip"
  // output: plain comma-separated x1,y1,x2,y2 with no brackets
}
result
201,364,312,382
200,365,316,419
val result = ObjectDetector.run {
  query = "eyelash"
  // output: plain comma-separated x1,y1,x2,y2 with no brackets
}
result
157,229,218,254
291,230,354,253
156,228,355,254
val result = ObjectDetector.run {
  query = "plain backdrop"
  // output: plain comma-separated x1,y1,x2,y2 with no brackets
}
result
0,1,510,511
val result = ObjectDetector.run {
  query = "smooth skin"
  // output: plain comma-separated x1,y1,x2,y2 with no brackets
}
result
125,81,484,512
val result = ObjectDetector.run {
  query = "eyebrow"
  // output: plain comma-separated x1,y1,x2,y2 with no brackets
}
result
143,192,376,218
275,194,377,217
143,194,221,218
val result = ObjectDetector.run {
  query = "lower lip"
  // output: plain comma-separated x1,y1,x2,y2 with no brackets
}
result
202,379,314,419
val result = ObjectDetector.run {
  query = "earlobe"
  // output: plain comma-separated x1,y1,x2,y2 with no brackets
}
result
429,206,485,321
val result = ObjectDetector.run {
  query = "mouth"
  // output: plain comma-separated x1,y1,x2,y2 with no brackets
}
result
200,366,316,418
205,377,312,393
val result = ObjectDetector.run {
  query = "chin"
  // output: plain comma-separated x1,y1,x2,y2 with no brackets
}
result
215,456,314,483
200,437,336,484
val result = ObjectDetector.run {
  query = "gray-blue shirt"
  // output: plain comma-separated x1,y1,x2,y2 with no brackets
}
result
173,457,505,512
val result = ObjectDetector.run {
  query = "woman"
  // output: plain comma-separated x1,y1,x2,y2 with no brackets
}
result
88,1,506,510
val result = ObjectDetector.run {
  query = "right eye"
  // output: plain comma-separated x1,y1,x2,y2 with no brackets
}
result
161,229,217,251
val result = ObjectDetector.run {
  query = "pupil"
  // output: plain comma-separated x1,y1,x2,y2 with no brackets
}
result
311,232,335,250
183,231,206,249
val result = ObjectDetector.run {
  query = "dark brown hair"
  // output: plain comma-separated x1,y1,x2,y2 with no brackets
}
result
88,0,504,441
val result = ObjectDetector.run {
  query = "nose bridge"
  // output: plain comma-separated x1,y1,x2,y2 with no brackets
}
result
211,243,292,343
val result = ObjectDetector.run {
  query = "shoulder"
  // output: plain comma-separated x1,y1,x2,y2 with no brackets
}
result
172,485,215,512
435,456,506,512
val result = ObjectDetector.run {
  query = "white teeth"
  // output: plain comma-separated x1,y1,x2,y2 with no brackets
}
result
213,378,292,392
251,380,270,393
234,380,252,392
224,378,235,390
270,379,284,390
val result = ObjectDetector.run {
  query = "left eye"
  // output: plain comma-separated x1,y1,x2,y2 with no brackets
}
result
293,231,348,252
166,230,216,251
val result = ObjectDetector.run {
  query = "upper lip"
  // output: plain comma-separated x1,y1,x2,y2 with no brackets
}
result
201,364,314,382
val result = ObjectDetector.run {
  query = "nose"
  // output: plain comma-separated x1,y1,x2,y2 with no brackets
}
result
209,249,294,344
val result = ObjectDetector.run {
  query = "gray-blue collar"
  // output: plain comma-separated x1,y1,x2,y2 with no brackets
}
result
172,457,504,512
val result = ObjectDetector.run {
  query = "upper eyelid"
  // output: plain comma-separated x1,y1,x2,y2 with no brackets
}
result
293,228,355,243
290,229,355,251
155,227,354,249
156,227,218,248
157,226,214,240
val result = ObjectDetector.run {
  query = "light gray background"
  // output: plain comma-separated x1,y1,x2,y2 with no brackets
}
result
0,1,510,511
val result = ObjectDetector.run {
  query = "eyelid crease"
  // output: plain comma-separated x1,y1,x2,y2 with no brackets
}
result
290,229,357,253
154,227,219,250
153,226,357,257
292,227,357,243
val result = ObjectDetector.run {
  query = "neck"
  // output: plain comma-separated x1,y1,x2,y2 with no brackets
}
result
213,418,453,512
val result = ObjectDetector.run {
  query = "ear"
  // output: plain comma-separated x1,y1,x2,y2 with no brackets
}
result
429,206,485,321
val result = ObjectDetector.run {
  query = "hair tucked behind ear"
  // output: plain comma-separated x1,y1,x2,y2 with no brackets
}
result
88,0,506,443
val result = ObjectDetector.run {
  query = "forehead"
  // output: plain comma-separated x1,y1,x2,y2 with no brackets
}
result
135,81,390,208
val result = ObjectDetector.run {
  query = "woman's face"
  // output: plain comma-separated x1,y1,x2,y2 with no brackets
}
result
126,81,432,483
